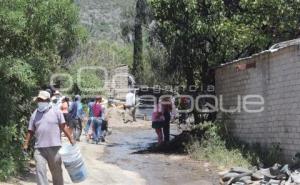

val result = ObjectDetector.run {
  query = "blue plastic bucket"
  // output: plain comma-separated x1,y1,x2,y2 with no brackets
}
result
59,144,88,183
66,160,88,183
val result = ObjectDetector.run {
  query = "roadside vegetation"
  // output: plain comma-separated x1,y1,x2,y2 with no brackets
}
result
185,122,282,169
186,123,254,169
129,0,300,169
57,0,136,97
142,121,282,169
57,41,133,97
147,0,300,90
0,0,85,180
2,0,300,181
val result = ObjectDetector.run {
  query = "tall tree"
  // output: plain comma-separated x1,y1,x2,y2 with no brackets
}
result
0,0,85,179
132,0,150,84
150,0,300,123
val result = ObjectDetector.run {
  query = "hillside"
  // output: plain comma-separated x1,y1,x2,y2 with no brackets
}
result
76,0,135,41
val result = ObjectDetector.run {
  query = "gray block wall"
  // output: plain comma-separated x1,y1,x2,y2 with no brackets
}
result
215,44,300,159
106,65,129,100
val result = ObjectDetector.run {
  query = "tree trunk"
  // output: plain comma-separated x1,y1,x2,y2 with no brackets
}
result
184,66,202,125
185,66,195,89
133,19,143,84
132,0,147,84
201,59,209,92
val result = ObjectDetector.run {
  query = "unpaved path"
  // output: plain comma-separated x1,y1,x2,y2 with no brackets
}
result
4,108,218,185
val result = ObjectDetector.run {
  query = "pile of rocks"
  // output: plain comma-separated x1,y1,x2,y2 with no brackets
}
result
219,165,300,185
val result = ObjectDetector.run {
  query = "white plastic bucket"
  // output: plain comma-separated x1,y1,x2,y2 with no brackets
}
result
66,161,88,183
59,144,88,183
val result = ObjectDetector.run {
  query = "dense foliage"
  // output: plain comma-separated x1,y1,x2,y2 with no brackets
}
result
60,41,133,98
149,0,300,89
0,0,85,180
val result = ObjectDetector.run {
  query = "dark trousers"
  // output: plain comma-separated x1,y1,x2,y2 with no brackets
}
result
163,112,171,142
77,118,82,139
101,120,108,131
72,118,82,141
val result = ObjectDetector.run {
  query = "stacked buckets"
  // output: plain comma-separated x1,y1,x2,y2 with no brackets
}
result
59,144,88,183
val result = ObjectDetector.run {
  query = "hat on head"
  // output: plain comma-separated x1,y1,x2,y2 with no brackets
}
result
34,91,51,101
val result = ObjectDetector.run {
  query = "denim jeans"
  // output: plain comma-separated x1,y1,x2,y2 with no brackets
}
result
84,118,92,134
92,117,103,141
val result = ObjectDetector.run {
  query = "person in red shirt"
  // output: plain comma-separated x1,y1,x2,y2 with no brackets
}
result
89,96,104,144
151,102,164,144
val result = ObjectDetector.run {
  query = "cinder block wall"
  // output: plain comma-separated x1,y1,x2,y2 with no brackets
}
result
215,44,300,159
106,65,129,100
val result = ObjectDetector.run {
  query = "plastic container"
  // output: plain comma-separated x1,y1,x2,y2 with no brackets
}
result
66,161,88,183
59,144,88,183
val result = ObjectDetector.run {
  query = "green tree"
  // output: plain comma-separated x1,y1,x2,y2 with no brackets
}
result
150,0,300,87
60,41,133,97
0,0,85,180
150,0,300,123
132,0,152,84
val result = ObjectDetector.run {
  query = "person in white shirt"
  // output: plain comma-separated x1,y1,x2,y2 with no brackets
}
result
123,89,136,123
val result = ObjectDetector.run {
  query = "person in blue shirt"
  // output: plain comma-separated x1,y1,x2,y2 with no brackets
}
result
84,99,95,137
76,95,85,140
69,95,85,141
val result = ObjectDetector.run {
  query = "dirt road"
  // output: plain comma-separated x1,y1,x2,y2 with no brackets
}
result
4,108,218,185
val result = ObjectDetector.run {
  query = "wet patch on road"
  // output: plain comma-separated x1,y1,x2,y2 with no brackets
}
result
102,126,219,185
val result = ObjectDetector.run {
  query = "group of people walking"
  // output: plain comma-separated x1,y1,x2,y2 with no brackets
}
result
22,88,178,185
53,92,85,142
51,91,108,144
22,89,108,185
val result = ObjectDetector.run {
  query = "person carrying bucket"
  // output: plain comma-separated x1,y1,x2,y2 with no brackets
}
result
23,90,75,185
